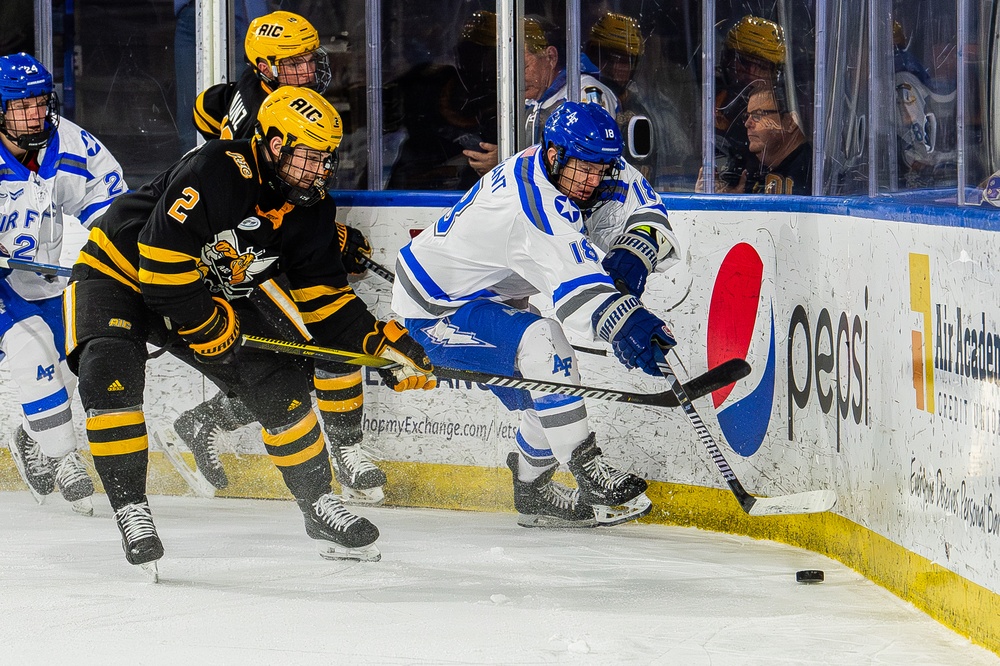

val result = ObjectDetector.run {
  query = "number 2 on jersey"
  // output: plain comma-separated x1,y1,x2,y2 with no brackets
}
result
167,187,200,223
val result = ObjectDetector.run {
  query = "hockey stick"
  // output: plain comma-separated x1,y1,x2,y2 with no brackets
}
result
241,334,750,408
356,254,395,282
653,344,837,516
0,257,73,278
355,254,609,357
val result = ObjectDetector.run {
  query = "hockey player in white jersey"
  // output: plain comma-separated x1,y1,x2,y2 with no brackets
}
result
392,101,679,527
0,53,126,515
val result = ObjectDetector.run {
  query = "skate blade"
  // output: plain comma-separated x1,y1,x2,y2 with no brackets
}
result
69,496,94,516
593,493,653,526
338,486,385,507
152,430,216,498
138,561,159,583
516,513,598,529
317,542,381,562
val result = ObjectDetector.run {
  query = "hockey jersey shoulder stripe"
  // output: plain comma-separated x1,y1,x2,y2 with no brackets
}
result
193,93,223,135
79,198,115,225
515,149,553,235
52,154,94,180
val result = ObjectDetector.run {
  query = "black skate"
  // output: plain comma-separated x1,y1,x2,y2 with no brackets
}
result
114,500,164,581
329,437,386,506
171,392,246,491
507,452,596,528
8,426,55,502
567,433,652,526
185,423,228,490
55,451,96,516
302,493,380,562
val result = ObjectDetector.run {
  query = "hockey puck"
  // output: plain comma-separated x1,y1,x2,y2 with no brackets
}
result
795,569,824,583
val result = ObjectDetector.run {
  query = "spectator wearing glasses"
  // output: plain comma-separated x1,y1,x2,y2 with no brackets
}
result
698,81,811,195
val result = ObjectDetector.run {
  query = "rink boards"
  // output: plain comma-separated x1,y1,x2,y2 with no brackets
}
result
0,193,998,654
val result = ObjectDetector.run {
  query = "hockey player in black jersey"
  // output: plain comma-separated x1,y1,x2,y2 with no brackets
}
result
65,87,436,575
185,10,386,504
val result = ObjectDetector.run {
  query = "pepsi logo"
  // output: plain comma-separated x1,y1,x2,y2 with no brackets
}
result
706,242,776,457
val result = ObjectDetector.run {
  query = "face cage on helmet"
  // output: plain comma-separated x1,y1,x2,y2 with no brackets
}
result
0,92,60,151
273,144,338,207
265,48,332,94
548,147,623,210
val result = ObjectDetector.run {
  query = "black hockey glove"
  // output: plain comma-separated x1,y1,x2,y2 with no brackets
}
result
179,297,241,364
362,320,437,391
336,222,372,275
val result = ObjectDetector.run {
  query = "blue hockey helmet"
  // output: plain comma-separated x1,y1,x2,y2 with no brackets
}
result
542,101,623,208
0,53,59,150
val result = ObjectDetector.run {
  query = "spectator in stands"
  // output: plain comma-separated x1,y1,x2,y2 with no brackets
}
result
585,11,657,180
697,80,811,195
463,14,619,177
711,15,786,192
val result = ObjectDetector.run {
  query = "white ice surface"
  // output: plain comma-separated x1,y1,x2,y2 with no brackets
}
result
0,492,997,665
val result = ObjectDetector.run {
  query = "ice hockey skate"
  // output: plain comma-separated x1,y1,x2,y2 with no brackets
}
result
329,437,386,506
507,452,597,528
54,451,96,516
302,493,381,562
152,429,217,498
567,433,652,526
8,426,55,504
114,500,164,582
177,419,229,491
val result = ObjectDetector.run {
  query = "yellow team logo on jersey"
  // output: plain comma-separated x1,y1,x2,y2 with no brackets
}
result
213,240,258,285
200,230,277,298
226,151,253,178
107,318,132,330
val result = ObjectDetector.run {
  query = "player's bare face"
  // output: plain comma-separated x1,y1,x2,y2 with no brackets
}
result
277,52,318,87
4,95,48,137
278,145,334,190
556,157,608,203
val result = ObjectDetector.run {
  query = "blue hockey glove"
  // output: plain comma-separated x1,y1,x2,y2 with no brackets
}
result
601,228,659,297
593,294,676,375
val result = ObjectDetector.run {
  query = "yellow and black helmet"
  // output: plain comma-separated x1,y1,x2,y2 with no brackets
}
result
725,15,786,65
524,17,550,53
245,11,331,92
588,13,644,58
256,87,342,205
461,10,496,47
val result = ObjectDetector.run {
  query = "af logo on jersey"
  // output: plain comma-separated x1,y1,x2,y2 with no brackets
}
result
200,230,277,298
